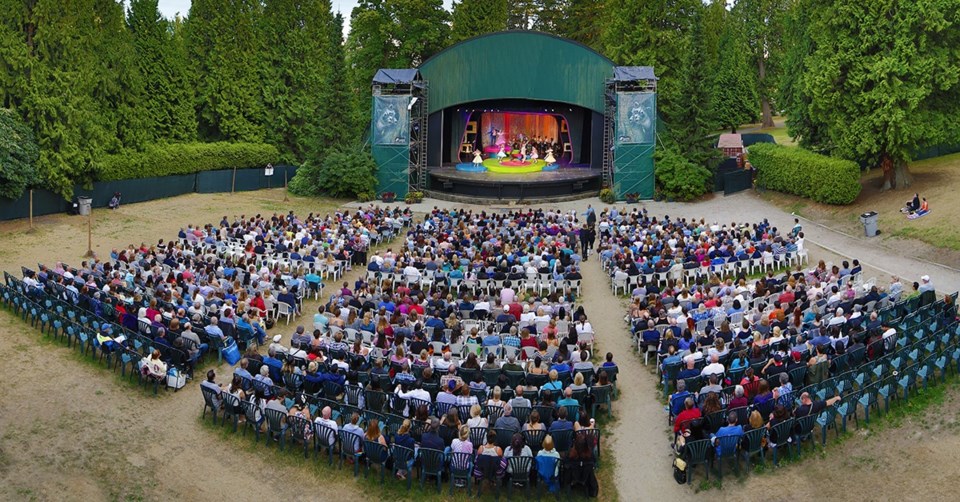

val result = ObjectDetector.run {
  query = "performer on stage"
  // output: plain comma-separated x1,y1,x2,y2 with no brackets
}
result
495,128,507,149
496,145,507,163
472,150,484,167
544,148,556,167
530,147,539,162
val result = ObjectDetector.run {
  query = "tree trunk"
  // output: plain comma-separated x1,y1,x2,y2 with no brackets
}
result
879,154,912,191
758,58,774,128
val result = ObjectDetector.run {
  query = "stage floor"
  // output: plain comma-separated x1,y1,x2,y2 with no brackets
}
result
430,166,600,183
428,165,602,200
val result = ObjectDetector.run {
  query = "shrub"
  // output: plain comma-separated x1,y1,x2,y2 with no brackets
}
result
94,142,279,181
599,188,615,204
0,108,40,199
655,148,712,202
289,145,377,199
750,143,861,204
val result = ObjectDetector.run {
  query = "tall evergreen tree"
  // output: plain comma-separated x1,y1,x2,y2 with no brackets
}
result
669,4,719,165
555,0,605,49
709,12,759,132
187,0,265,143
778,0,825,150
309,12,354,155
506,0,537,29
391,0,450,67
450,0,507,44
801,0,960,190
128,0,196,142
260,0,337,163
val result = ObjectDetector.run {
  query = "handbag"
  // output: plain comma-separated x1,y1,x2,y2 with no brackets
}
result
167,368,186,390
222,338,241,365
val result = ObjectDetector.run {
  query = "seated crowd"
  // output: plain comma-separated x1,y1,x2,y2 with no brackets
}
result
197,206,613,494
14,207,409,380
597,208,957,478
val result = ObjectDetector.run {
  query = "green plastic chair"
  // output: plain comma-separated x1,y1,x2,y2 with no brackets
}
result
363,440,389,483
418,447,445,493
740,427,766,467
769,418,794,466
683,438,712,484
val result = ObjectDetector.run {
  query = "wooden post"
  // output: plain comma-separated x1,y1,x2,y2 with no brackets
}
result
84,211,95,258
29,189,33,229
232,166,237,194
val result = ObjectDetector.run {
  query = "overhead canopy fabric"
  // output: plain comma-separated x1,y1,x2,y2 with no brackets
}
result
613,66,658,82
419,31,616,114
373,69,421,85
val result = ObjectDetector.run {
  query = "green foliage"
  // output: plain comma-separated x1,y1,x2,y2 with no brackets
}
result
346,0,450,131
781,0,960,189
599,188,615,204
289,145,377,198
187,0,266,143
450,0,507,44
736,0,788,127
128,0,197,143
601,0,700,130
654,148,712,202
0,108,40,199
750,143,861,204
94,142,279,181
709,11,759,131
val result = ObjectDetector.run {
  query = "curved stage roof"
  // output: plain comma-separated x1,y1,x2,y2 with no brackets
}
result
418,31,615,114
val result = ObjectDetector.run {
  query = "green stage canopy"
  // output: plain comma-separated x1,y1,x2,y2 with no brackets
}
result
418,31,615,114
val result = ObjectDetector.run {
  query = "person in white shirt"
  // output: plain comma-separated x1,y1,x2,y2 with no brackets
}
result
314,406,339,446
827,308,846,327
700,353,725,377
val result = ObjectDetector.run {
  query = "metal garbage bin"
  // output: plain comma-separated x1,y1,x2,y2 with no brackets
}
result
860,211,878,237
77,196,92,216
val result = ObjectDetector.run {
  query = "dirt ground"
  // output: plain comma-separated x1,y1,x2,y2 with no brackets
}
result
1,189,959,501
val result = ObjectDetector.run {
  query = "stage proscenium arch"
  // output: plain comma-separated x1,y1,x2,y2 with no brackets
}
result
370,31,657,201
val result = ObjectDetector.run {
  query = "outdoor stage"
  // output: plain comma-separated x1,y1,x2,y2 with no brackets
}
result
428,165,602,200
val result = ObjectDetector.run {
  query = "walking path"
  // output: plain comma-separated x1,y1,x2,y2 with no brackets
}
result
578,251,686,499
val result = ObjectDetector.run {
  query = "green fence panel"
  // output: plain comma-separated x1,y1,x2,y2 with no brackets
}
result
0,166,300,221
613,144,654,200
372,145,409,198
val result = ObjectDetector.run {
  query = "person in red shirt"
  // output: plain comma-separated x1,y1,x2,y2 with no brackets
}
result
674,397,701,434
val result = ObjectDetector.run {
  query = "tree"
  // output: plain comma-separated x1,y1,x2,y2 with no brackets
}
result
506,0,537,29
555,0,605,49
736,0,787,128
709,11,759,132
778,0,825,150
260,0,338,163
187,0,266,143
450,0,507,44
668,4,720,165
128,0,196,142
345,0,449,136
802,0,960,190
0,108,40,199
600,0,701,128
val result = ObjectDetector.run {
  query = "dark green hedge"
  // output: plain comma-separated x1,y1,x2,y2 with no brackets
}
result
751,143,861,204
94,142,279,181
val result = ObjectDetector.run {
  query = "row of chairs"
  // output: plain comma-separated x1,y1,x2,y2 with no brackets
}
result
1,277,191,395
679,306,960,484
201,387,597,498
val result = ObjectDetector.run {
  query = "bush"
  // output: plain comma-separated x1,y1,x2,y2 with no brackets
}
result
94,142,279,181
750,143,861,204
655,148,712,201
289,145,377,199
599,188,616,204
0,108,40,199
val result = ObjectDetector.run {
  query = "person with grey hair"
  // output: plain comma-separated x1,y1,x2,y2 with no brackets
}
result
728,384,749,409
313,406,338,446
496,402,521,434
700,373,723,395
509,385,531,410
